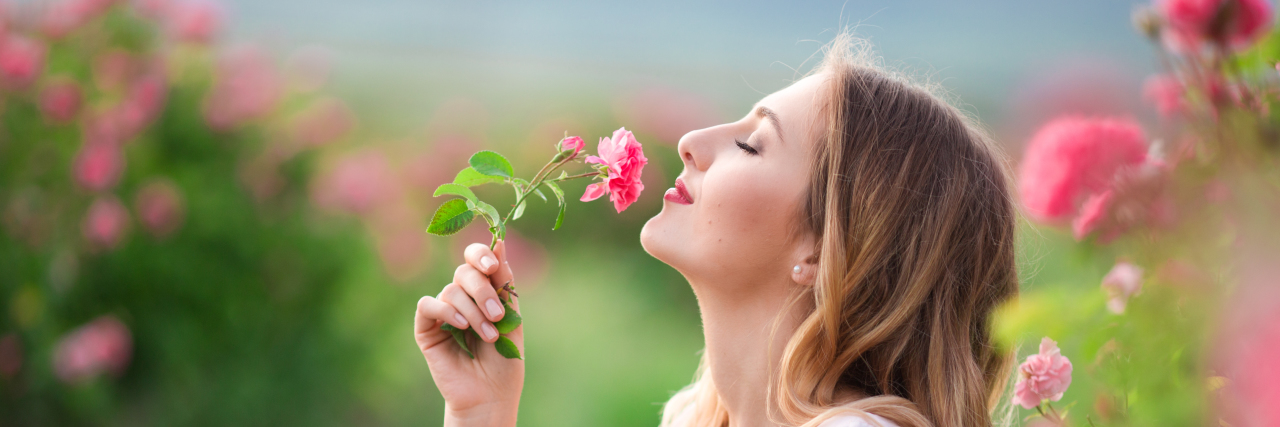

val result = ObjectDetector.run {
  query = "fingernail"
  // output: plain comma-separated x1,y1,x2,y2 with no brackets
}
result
453,313,468,328
480,256,497,271
481,323,498,340
486,299,504,318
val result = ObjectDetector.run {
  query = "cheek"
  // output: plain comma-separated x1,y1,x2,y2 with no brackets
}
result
696,164,799,261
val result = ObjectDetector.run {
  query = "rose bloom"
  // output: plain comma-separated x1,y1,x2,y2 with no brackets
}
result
1018,116,1148,222
52,316,132,384
1143,74,1185,119
203,47,283,131
167,0,221,44
1101,261,1144,314
0,36,46,89
82,196,130,250
581,127,648,212
40,78,84,123
74,142,125,192
1159,0,1274,52
560,135,585,156
135,179,185,238
1012,337,1074,409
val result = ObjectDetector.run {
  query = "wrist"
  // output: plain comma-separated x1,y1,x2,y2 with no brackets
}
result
444,401,518,427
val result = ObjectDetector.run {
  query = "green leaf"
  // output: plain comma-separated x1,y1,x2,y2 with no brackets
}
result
433,183,477,202
454,167,505,187
469,151,515,178
472,200,505,240
533,188,547,202
494,336,522,359
545,181,566,230
440,323,474,359
493,299,522,334
512,201,527,220
427,199,476,236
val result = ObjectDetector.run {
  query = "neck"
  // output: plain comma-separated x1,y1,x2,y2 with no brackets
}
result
693,276,809,427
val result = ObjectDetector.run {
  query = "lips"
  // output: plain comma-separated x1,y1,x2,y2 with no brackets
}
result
664,178,693,205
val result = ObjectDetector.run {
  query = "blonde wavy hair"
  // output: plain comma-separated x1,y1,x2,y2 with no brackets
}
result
659,34,1019,427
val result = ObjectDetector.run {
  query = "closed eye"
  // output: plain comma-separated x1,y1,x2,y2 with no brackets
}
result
735,139,759,155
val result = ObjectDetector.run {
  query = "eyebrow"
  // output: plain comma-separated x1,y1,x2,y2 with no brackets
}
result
755,106,784,144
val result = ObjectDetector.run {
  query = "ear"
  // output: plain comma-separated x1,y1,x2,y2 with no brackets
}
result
789,232,821,286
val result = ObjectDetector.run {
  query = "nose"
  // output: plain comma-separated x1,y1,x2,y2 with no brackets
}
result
676,125,723,172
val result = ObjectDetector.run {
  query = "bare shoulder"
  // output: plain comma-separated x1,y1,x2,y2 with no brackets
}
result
818,413,898,427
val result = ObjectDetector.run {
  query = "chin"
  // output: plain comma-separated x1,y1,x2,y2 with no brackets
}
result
640,205,681,270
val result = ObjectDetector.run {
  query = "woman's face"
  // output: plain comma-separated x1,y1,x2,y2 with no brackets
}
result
641,73,827,293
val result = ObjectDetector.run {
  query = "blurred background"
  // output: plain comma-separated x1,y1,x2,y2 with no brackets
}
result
0,0,1213,426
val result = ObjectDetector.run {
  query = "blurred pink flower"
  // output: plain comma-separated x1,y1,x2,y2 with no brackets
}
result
1143,74,1186,118
166,0,221,44
1102,262,1144,314
582,127,647,212
288,97,355,147
1159,0,1274,52
367,201,428,282
74,141,125,192
82,196,130,250
132,0,171,20
1018,116,1148,222
1013,337,1073,409
92,49,136,91
1215,274,1280,427
41,0,117,38
115,73,168,138
560,136,585,156
0,36,46,89
312,150,399,215
203,47,282,131
135,178,184,238
0,333,20,378
40,78,84,123
52,316,132,384
1072,190,1114,241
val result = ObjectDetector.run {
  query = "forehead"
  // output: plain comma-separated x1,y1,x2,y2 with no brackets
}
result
755,73,829,145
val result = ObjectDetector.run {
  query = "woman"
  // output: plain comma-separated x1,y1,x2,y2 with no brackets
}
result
412,34,1019,427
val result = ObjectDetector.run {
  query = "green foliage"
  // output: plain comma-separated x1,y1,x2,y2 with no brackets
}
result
468,151,515,179
494,336,522,360
427,199,477,236
453,167,505,188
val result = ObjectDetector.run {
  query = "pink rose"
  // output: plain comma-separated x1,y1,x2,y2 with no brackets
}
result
1012,337,1073,409
1143,75,1185,119
1071,190,1114,241
203,47,283,131
1018,116,1148,222
1159,0,1274,52
74,142,125,192
581,127,647,212
0,36,46,89
1102,262,1144,314
40,78,84,123
166,0,221,44
135,179,185,238
82,196,130,250
560,136,585,156
52,316,132,384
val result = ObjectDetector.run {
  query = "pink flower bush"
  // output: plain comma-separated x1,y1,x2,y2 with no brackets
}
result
52,316,132,384
1102,262,1144,314
312,150,399,215
1158,0,1274,52
1144,74,1186,118
0,36,46,89
1013,337,1074,409
74,142,125,192
203,47,283,131
40,78,84,123
1018,116,1148,223
82,196,130,250
581,127,648,212
135,179,184,238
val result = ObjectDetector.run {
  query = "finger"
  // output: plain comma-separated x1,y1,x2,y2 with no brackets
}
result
413,296,454,354
455,263,505,324
441,283,500,343
416,294,469,331
464,243,501,275
491,240,517,310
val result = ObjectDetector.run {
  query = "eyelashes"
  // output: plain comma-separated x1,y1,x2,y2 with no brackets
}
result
735,139,759,155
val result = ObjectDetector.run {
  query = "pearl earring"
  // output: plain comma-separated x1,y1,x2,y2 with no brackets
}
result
793,265,801,274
